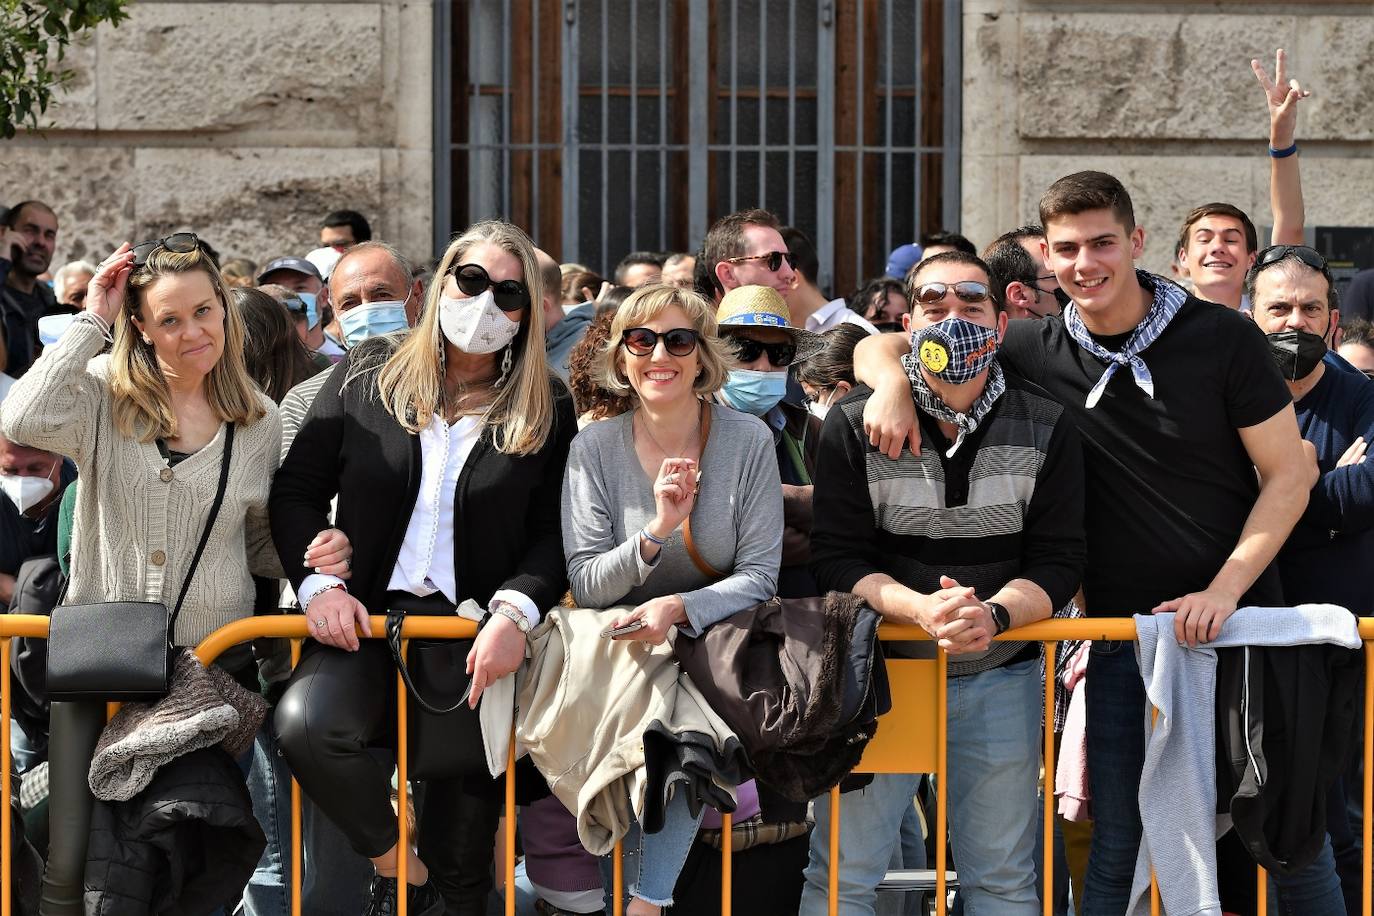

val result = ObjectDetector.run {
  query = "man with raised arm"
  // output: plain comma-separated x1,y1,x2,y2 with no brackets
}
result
851,170,1314,914
1174,50,1311,311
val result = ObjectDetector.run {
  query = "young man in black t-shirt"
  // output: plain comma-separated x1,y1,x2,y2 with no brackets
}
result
852,171,1314,915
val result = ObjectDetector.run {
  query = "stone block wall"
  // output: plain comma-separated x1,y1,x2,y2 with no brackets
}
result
961,1,1374,276
1,0,432,272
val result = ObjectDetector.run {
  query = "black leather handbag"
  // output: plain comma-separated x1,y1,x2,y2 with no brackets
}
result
46,424,235,703
385,606,487,781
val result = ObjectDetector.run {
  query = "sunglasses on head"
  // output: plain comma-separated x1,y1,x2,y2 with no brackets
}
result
727,334,797,367
725,251,798,273
449,262,531,312
131,232,203,267
913,280,992,305
1254,245,1330,274
621,327,700,357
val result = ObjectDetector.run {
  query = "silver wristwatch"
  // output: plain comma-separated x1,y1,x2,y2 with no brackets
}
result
489,600,532,634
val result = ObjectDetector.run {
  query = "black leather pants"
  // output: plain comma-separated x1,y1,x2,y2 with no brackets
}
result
41,700,105,916
275,641,501,915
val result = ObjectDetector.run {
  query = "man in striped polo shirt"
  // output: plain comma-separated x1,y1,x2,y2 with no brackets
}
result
801,250,1087,915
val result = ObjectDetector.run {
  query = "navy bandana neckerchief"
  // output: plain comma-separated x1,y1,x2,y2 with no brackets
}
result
1062,270,1188,408
900,353,1007,457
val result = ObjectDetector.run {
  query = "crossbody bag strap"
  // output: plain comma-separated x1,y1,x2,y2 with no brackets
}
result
386,611,473,715
682,401,727,582
169,423,236,629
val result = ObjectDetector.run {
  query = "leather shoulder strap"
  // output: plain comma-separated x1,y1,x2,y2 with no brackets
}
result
170,423,235,625
682,401,726,582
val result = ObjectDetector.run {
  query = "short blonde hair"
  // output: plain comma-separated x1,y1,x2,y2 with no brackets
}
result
596,284,732,398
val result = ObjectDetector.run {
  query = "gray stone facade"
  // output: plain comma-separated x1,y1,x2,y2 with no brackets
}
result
3,0,432,271
963,1,1374,276
5,1,1370,278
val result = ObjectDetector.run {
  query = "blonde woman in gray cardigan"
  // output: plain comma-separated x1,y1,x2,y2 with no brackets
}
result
561,284,783,916
0,235,350,916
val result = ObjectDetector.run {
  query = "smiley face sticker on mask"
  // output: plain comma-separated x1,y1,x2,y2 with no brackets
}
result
919,339,950,374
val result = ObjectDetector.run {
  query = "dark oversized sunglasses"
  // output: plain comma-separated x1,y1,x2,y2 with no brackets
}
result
725,250,798,273
448,262,530,312
622,327,700,357
727,334,797,367
913,280,992,305
132,232,203,267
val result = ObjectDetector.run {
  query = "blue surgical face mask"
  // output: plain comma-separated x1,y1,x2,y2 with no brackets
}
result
338,297,410,348
910,316,999,385
294,291,320,330
720,368,788,416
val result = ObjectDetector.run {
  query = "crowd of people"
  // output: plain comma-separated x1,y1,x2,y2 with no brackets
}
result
0,47,1372,916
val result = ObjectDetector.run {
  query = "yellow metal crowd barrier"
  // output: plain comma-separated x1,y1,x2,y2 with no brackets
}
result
0,614,1370,916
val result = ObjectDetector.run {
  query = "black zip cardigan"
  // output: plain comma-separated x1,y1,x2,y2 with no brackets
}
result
269,345,577,616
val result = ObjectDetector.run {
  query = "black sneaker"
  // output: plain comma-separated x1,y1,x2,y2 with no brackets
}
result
363,874,445,916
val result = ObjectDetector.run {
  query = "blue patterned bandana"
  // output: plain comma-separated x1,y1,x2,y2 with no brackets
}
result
1062,270,1188,408
901,353,1007,457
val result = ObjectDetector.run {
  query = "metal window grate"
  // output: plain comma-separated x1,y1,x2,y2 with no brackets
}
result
434,0,962,297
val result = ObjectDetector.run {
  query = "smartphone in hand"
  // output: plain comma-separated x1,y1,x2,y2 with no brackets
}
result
600,619,646,639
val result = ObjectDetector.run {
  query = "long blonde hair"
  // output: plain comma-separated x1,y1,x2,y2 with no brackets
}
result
373,220,553,455
109,245,266,441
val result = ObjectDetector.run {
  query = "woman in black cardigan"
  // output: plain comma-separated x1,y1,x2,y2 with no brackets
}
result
270,219,576,916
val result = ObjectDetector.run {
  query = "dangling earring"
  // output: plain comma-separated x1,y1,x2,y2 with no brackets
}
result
494,345,514,389
142,334,152,345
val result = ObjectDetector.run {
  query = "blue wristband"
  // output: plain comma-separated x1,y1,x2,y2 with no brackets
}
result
1269,142,1299,159
640,528,667,546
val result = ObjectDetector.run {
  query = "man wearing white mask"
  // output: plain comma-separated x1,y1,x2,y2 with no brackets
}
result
0,433,72,606
279,242,422,456
246,241,423,916
715,285,825,598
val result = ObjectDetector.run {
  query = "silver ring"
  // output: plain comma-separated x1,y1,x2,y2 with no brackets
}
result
315,618,327,628
345,557,352,571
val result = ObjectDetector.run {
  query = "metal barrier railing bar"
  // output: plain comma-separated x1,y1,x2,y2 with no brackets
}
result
0,613,1368,916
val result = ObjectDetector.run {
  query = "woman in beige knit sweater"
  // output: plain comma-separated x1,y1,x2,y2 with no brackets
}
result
0,234,349,916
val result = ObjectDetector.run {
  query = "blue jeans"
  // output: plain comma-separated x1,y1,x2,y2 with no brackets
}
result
800,658,1042,915
1267,834,1346,916
241,721,373,916
600,788,705,908
1082,641,1145,916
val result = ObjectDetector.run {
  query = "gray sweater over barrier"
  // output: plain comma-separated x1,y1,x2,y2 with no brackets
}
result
561,403,783,635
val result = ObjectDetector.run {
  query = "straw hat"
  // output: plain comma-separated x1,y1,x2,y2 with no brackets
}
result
715,285,825,362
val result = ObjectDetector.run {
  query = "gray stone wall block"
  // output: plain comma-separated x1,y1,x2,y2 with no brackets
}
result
1015,12,1372,141
4,147,135,266
95,3,387,138
1293,17,1374,143
43,33,98,131
132,147,384,265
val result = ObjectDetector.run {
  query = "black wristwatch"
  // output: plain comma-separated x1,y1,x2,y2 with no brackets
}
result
988,601,1011,636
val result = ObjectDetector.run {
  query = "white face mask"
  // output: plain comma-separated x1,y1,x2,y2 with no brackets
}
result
807,389,836,421
0,465,56,514
438,289,521,355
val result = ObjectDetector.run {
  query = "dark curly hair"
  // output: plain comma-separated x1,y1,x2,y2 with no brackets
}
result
567,310,633,422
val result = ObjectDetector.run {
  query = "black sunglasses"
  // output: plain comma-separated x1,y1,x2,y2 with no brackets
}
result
1254,245,1330,275
449,262,531,312
725,251,798,273
727,334,797,367
622,327,700,357
132,232,203,267
913,280,992,305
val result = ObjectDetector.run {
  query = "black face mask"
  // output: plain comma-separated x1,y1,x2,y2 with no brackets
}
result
1266,329,1327,381
1052,287,1072,310
873,321,904,334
